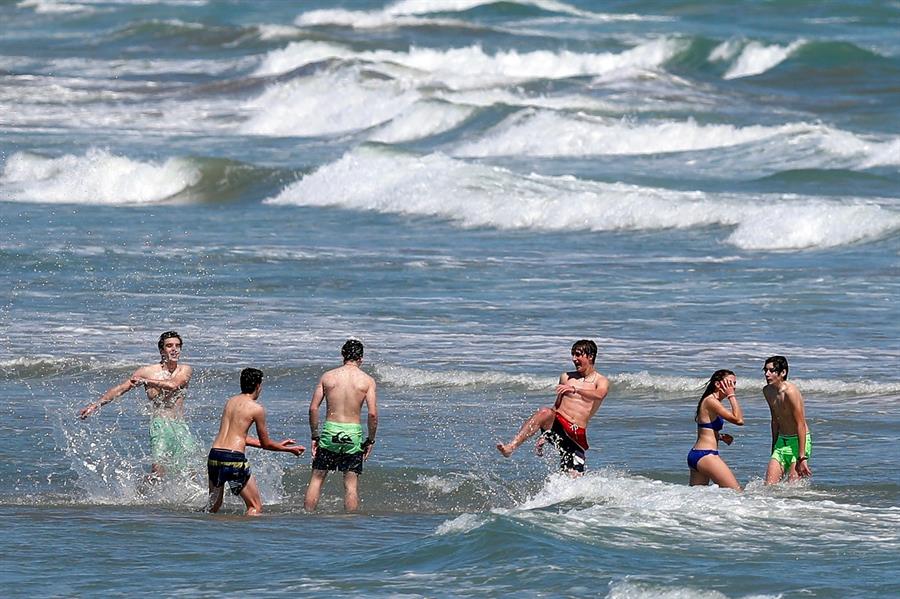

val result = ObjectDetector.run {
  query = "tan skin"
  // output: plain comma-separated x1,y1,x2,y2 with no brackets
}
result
304,358,378,512
763,363,811,483
78,337,192,478
689,374,744,491
206,381,304,516
496,348,609,476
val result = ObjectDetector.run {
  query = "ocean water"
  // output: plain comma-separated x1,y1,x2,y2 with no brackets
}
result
2,0,899,597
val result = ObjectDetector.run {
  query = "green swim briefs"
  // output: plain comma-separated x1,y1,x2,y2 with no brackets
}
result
149,416,199,470
770,432,812,472
318,421,363,454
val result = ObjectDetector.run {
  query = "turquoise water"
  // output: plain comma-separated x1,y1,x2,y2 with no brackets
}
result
1,1,899,597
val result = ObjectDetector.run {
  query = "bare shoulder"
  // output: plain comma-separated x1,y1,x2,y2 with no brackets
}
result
784,381,803,400
135,363,158,377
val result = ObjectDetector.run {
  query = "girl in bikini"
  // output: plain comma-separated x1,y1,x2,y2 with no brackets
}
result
687,369,744,490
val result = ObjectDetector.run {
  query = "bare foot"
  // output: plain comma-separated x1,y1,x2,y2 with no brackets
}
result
496,442,514,457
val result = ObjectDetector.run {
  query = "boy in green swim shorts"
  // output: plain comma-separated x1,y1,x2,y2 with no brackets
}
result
304,339,378,512
79,331,200,481
762,355,812,484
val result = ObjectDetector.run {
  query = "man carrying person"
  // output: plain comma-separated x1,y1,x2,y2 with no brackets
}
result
496,339,609,476
79,331,199,480
762,355,812,483
206,367,304,515
304,339,378,512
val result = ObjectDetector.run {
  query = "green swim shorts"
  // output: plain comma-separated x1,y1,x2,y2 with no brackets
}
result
770,432,812,472
149,416,199,470
318,421,363,454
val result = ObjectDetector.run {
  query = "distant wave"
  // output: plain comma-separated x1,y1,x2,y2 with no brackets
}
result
451,111,900,168
0,150,274,206
265,146,900,251
5,355,899,398
710,38,807,79
242,38,684,137
294,0,651,30
252,38,685,86
372,364,900,397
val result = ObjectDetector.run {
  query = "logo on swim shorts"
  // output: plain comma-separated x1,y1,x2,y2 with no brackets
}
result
331,432,354,445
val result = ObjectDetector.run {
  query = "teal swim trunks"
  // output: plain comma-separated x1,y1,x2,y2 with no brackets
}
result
771,432,812,472
149,416,198,470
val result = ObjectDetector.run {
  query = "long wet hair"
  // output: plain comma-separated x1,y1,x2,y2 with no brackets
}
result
695,369,735,422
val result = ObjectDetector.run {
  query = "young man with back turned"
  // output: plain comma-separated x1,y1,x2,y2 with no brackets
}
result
304,339,378,512
206,368,304,515
496,339,609,476
762,355,812,483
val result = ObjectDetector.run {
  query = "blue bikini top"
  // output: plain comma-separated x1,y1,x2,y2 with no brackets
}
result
697,416,724,431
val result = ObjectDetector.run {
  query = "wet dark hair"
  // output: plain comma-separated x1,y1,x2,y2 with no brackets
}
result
765,355,789,379
695,369,735,422
157,331,182,361
342,339,364,362
240,368,264,393
571,339,597,363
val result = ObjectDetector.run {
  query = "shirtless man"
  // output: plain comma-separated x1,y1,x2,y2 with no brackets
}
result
497,340,610,476
79,331,198,479
762,355,812,484
304,339,378,512
206,368,304,515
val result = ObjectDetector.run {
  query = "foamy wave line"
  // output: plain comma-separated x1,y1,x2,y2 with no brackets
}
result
710,38,807,80
452,111,900,165
295,0,650,30
1,149,201,205
252,38,684,87
266,147,900,251
373,364,900,396
376,364,554,389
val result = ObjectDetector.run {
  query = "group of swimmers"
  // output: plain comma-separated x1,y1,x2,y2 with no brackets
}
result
496,340,811,491
79,333,811,515
79,332,378,515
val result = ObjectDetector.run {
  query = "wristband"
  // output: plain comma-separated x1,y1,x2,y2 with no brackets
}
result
797,456,808,463
311,435,319,442
361,438,375,450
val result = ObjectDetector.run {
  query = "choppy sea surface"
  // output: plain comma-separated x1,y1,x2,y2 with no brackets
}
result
1,1,899,597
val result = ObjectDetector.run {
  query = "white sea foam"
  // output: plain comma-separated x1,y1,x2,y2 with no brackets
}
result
295,0,647,30
435,512,488,535
368,101,475,143
373,364,900,397
711,39,806,80
240,68,420,137
503,470,900,552
265,147,900,251
453,112,813,157
606,581,779,599
1,149,201,205
376,364,554,389
17,0,92,14
252,38,684,88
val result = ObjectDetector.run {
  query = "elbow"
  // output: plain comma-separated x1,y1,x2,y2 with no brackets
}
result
733,417,745,427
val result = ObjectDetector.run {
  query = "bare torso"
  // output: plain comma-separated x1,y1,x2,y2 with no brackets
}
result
557,370,608,428
321,364,375,423
136,363,189,419
211,395,260,453
764,382,802,435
